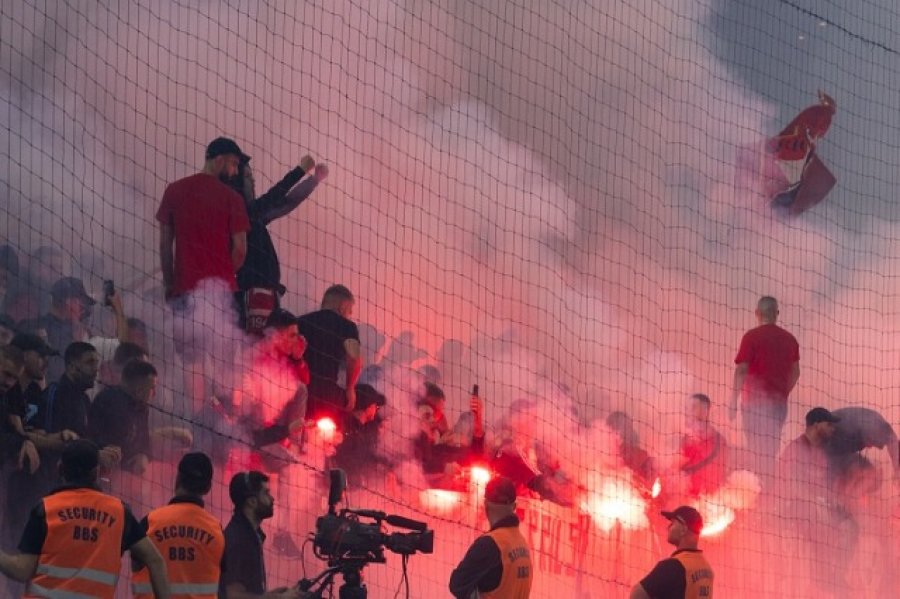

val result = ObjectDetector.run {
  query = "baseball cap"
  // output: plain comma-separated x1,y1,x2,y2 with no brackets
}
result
0,314,16,332
61,439,100,481
484,477,517,505
50,277,96,305
806,407,840,426
10,332,59,357
355,384,386,411
662,506,704,535
178,452,214,485
206,137,250,163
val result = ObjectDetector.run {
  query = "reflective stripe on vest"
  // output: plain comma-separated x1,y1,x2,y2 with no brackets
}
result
36,564,118,585
672,550,714,599
479,526,533,599
26,582,99,599
26,488,125,599
133,582,220,595
132,501,225,599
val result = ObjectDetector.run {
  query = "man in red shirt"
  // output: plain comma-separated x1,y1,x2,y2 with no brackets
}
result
157,137,251,299
730,296,800,486
157,137,251,415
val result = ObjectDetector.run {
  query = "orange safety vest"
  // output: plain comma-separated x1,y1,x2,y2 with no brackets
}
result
24,487,126,599
132,500,225,598
479,525,533,599
672,549,714,599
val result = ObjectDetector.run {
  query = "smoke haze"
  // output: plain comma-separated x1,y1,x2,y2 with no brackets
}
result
3,0,900,596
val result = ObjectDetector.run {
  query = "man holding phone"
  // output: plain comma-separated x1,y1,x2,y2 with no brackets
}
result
415,383,486,486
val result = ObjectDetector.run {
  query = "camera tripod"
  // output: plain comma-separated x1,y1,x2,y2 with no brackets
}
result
300,561,369,599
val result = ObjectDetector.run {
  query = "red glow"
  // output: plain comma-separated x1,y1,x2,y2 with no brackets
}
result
651,477,661,498
699,502,735,537
420,489,462,513
470,466,491,487
316,417,337,442
580,475,649,532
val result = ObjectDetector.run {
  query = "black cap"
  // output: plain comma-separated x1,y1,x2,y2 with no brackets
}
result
178,452,213,485
10,332,59,356
206,137,250,163
355,384,386,411
0,314,16,331
0,245,18,276
662,505,704,534
61,439,100,481
50,277,96,305
806,407,840,426
485,476,517,505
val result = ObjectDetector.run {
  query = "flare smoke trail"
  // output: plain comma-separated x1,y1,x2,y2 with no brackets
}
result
3,0,900,597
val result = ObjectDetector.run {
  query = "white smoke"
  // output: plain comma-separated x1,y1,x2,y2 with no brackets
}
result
4,0,900,596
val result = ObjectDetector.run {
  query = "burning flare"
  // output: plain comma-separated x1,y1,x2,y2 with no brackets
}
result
316,417,337,442
470,466,492,487
419,489,463,514
579,474,650,533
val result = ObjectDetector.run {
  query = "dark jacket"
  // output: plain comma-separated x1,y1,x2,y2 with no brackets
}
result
236,167,318,292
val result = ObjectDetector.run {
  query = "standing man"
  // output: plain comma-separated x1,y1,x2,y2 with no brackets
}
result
39,277,95,382
220,471,304,598
630,506,714,599
233,154,329,335
298,285,362,421
449,477,533,599
680,394,727,497
157,136,251,415
0,439,170,598
132,452,224,599
730,296,800,483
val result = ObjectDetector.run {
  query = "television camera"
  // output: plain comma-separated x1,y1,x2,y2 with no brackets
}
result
299,469,434,598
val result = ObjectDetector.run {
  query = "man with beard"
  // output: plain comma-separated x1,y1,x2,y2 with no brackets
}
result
220,471,306,598
157,137,251,416
230,154,329,335
22,343,120,500
0,345,39,474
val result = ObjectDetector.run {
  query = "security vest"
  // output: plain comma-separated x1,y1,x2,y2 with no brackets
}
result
132,499,225,599
24,487,126,599
479,525,533,599
672,549,714,599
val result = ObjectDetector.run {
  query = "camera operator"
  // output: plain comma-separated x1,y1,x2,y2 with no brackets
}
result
220,471,308,599
449,477,533,599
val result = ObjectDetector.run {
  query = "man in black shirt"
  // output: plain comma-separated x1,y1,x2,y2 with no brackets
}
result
630,506,714,599
8,333,57,427
0,440,168,598
449,477,533,598
233,154,328,335
298,285,362,421
220,471,305,599
0,345,39,471
332,384,390,485
826,406,899,479
89,360,157,474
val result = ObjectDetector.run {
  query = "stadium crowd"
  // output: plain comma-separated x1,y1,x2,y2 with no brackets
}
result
0,137,896,598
